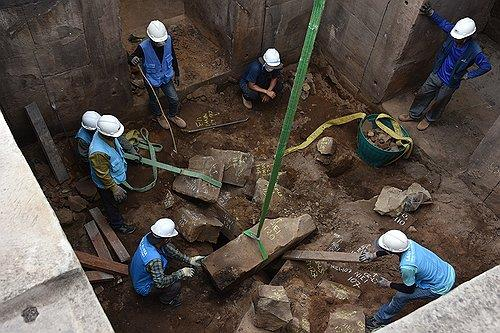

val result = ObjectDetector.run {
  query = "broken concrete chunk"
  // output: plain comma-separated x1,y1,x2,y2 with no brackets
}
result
67,195,88,212
252,285,293,331
75,178,97,200
317,280,361,303
172,155,223,203
209,148,254,187
324,308,365,333
253,178,291,211
203,215,316,291
173,204,222,243
374,183,432,217
316,137,335,155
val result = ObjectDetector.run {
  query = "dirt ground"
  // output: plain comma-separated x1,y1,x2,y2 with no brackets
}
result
23,62,500,332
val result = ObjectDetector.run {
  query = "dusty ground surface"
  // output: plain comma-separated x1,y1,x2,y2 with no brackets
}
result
23,63,500,332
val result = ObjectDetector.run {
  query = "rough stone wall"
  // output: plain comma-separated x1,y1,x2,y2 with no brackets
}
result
0,0,131,145
486,0,500,43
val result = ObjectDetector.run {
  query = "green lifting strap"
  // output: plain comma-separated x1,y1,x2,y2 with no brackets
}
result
243,0,326,260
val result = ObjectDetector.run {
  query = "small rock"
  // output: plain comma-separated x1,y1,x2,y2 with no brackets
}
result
367,130,375,138
94,285,104,295
75,178,97,200
408,226,417,233
316,137,335,155
21,306,39,323
67,195,88,212
56,208,74,225
251,285,293,331
374,186,406,217
286,317,310,333
163,190,175,209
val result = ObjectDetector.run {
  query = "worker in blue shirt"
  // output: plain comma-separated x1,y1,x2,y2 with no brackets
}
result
360,230,456,330
399,2,492,131
240,48,283,110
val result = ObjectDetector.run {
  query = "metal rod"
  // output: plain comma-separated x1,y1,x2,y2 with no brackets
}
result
182,117,249,133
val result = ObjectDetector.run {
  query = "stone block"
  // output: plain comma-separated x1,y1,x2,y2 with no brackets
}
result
251,285,293,331
75,178,98,200
253,178,292,211
56,208,74,225
67,195,88,212
173,204,223,243
202,214,316,291
316,137,335,155
317,280,361,303
286,317,310,333
172,155,224,203
209,148,254,187
325,308,365,333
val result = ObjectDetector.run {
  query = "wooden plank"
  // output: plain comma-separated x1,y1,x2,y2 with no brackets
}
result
85,271,115,283
89,207,130,262
24,102,69,183
282,250,361,263
84,220,112,260
76,251,128,275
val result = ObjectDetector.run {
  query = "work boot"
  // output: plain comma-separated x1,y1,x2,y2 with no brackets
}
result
417,118,430,131
365,317,384,331
398,114,414,122
242,94,253,109
112,223,136,235
168,116,187,129
156,116,170,130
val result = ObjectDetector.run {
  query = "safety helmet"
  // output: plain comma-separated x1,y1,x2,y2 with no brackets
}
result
81,110,101,131
377,230,409,253
263,48,283,72
147,20,169,43
450,17,476,40
151,218,178,238
96,115,124,138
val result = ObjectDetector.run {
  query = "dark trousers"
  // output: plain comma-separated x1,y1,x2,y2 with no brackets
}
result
150,281,181,304
97,187,124,228
240,79,284,101
409,72,457,122
146,79,179,118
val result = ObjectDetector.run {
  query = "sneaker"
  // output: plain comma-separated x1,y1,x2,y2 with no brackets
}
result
156,116,170,130
242,94,253,109
112,223,136,234
398,114,414,122
417,118,430,131
168,116,187,129
365,317,384,331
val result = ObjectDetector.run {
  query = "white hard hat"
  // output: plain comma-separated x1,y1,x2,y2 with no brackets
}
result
81,110,101,131
263,48,283,72
96,115,124,138
377,230,409,253
151,218,178,238
450,17,476,39
147,20,169,43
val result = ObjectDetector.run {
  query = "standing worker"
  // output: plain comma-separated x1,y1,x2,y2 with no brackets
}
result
130,20,186,130
360,230,455,330
89,115,136,234
399,2,491,131
240,48,284,110
129,218,205,307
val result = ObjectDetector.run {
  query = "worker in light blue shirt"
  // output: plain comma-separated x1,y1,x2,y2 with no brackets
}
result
399,2,492,131
360,230,455,330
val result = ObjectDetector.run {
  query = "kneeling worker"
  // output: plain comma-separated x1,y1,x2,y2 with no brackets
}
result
89,115,136,234
130,218,205,306
240,48,283,109
360,230,455,330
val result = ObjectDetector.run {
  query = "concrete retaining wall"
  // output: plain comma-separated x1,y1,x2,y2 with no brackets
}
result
0,0,131,145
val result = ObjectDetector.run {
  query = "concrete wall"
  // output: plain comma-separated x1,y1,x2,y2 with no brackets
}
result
0,0,131,145
486,0,500,43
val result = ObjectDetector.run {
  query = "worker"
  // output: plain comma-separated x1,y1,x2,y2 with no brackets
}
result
130,20,186,130
240,48,284,110
399,2,491,131
89,115,136,234
75,111,137,164
130,218,205,307
360,230,455,330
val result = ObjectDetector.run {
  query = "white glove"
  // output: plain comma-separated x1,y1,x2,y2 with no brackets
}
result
377,276,391,288
131,56,140,66
112,185,127,203
359,251,377,262
177,267,195,279
189,256,205,267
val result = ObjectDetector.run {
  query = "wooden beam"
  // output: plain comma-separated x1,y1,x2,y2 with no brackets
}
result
75,251,128,275
85,271,115,283
85,220,112,260
282,250,361,263
24,102,69,183
89,207,130,262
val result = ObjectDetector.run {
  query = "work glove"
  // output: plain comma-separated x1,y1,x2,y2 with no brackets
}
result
111,185,127,203
359,251,377,263
176,267,195,279
419,2,434,16
131,56,141,66
376,276,391,288
189,256,205,267
174,76,180,86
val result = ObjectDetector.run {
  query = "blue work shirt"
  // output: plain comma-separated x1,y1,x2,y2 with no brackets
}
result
240,59,281,88
431,13,491,86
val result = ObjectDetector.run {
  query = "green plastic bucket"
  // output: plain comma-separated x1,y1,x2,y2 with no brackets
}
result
356,114,410,167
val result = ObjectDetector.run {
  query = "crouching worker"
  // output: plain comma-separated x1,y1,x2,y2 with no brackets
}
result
89,115,136,234
360,230,455,330
240,48,283,110
130,218,205,307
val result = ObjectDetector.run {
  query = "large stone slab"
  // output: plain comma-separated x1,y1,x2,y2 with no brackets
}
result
172,155,224,203
253,178,292,212
173,203,223,243
209,148,254,187
324,307,365,333
203,215,316,291
251,285,293,331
